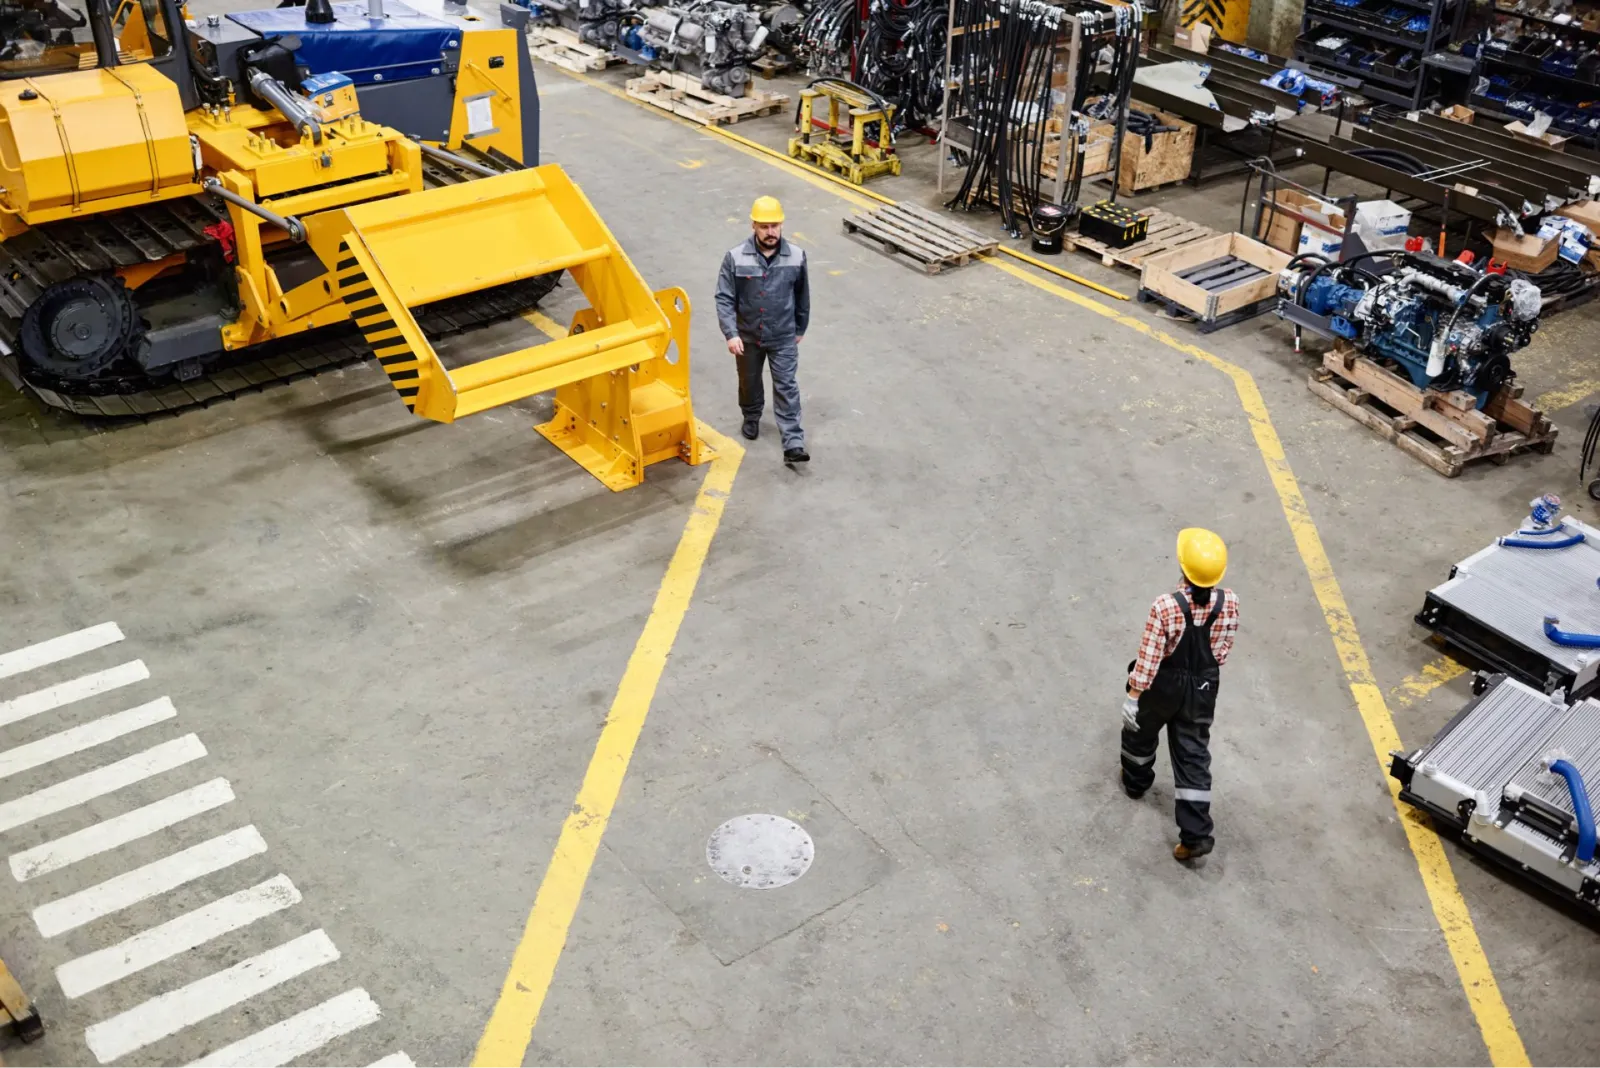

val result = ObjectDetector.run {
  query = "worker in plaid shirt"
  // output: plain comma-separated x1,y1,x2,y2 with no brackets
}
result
1119,528,1240,863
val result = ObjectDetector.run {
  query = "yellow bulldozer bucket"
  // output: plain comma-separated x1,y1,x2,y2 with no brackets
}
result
332,164,707,491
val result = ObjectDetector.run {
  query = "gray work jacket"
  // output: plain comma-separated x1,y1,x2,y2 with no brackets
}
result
714,236,810,344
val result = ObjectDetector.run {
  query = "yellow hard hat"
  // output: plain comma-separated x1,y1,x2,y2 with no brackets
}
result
1177,528,1227,588
751,196,784,223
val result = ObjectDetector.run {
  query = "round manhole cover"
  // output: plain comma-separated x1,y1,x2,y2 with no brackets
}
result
706,813,814,889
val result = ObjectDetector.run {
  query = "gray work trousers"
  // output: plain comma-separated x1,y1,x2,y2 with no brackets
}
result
737,338,804,450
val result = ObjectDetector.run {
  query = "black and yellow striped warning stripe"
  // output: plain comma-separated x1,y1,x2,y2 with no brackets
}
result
336,238,420,412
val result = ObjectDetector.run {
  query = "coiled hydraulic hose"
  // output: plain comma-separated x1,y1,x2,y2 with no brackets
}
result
1547,757,1596,864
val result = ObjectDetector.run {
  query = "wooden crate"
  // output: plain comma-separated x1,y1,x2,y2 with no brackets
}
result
1137,232,1289,331
624,70,787,126
1064,207,1217,272
1116,107,1196,193
1037,108,1195,193
841,202,999,274
528,24,621,73
1308,345,1558,477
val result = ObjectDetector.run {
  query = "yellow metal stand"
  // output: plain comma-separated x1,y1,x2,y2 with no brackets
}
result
788,84,902,185
332,164,709,491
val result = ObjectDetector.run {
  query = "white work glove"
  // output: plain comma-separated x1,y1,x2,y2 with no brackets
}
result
1121,695,1140,730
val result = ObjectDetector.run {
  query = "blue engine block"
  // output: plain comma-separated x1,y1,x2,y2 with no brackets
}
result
1297,273,1515,407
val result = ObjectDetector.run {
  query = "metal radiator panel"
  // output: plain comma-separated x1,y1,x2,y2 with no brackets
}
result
1416,679,1567,794
1506,698,1600,818
1429,519,1600,677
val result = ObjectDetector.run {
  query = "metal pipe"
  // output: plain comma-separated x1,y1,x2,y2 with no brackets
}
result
202,178,307,242
368,0,384,17
83,0,120,67
248,69,323,145
413,139,500,178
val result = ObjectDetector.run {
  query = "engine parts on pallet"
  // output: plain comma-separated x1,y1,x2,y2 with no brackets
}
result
617,1,771,95
1277,244,1542,409
1417,498,1600,696
1392,673,1600,916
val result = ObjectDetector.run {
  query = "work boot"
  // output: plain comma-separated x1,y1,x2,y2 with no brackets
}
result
742,418,759,441
784,447,810,464
1174,838,1214,863
1119,771,1146,800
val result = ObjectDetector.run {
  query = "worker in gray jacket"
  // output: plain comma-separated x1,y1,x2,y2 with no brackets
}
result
715,195,811,463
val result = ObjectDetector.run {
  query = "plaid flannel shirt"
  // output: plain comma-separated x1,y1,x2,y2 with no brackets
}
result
1127,585,1240,694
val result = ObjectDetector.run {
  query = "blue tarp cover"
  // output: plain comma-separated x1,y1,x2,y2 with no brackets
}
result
229,2,458,84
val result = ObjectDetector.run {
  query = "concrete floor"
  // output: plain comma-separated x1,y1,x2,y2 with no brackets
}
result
0,18,1599,1066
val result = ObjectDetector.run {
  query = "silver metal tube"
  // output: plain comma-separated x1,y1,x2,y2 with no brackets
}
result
368,0,384,17
413,139,500,178
248,69,323,145
201,178,307,243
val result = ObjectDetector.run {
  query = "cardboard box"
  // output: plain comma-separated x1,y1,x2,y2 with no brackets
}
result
1505,120,1569,150
1353,199,1412,251
1300,225,1345,259
1440,104,1475,124
1254,191,1348,253
1175,22,1212,54
1489,228,1558,273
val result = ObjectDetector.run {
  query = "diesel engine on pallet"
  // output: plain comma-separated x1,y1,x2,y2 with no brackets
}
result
618,0,768,94
1276,244,1543,409
525,0,630,48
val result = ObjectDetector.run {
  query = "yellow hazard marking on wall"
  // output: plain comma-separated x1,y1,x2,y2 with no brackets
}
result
503,60,1530,1068
1389,655,1470,709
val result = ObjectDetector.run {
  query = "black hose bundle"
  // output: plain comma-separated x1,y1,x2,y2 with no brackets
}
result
800,0,856,77
945,0,1063,235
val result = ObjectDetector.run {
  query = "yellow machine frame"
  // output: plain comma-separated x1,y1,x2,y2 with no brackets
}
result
788,82,902,185
0,4,706,490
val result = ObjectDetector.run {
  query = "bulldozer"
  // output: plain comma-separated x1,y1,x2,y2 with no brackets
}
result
0,0,706,489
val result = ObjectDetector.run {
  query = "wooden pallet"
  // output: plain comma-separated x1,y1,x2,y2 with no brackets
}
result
1064,209,1217,272
751,54,795,79
1308,345,1558,477
841,202,1000,274
624,70,788,126
527,25,622,73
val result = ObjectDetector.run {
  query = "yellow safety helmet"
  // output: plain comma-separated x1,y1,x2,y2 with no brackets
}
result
1177,528,1227,588
751,196,784,224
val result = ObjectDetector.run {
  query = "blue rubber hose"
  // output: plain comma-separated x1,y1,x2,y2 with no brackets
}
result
1500,530,1585,549
1543,617,1600,647
1549,758,1596,864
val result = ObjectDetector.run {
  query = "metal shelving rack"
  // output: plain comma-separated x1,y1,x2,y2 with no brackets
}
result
1467,5,1600,149
1291,0,1468,107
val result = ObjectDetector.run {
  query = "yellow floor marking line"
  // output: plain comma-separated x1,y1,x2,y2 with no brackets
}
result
521,309,568,340
1535,377,1600,413
1389,655,1470,709
473,421,742,1067
516,60,1528,1067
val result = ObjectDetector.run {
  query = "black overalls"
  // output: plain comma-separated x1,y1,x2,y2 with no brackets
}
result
1120,596,1222,845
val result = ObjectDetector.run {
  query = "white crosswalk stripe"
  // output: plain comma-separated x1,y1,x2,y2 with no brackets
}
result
56,874,301,999
0,734,207,834
368,1053,418,1067
0,624,393,1065
188,987,383,1067
85,930,341,1063
0,660,150,729
12,778,236,882
0,623,124,682
0,697,176,782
